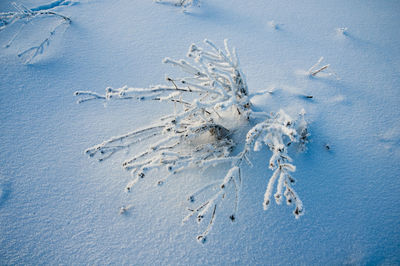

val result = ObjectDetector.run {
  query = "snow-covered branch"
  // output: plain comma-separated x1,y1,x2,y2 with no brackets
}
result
0,1,75,63
154,0,200,9
76,39,309,242
247,110,306,217
307,57,338,79
76,39,250,113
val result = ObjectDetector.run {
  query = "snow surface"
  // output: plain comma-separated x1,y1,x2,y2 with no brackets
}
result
1,0,400,264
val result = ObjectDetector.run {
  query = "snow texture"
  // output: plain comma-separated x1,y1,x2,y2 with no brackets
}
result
1,0,400,264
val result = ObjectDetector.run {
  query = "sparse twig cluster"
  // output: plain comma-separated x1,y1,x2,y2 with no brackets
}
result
75,39,309,242
0,0,76,63
308,56,338,79
154,0,200,9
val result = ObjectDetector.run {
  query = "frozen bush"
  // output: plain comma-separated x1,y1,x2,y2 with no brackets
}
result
75,39,309,242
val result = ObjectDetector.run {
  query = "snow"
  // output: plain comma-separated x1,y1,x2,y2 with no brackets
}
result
1,0,400,264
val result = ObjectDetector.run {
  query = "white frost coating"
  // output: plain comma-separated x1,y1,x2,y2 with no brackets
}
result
263,168,280,210
75,40,309,242
246,110,305,216
307,57,338,78
0,1,74,63
154,0,200,9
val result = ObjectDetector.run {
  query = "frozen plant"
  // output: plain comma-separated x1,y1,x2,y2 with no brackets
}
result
75,39,309,242
0,0,76,63
308,57,330,76
307,56,338,79
154,0,200,9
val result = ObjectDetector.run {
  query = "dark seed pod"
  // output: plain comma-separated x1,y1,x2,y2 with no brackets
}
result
325,144,330,150
197,235,206,243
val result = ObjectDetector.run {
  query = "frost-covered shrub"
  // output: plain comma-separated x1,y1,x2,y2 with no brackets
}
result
75,39,309,242
0,0,76,63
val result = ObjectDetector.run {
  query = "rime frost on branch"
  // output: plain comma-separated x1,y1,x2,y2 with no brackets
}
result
75,39,309,243
0,0,76,63
154,0,200,9
307,57,339,79
247,110,307,217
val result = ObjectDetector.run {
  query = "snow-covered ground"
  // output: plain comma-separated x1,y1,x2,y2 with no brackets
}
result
1,0,399,264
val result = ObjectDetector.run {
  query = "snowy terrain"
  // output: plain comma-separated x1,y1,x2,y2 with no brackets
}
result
1,0,400,264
